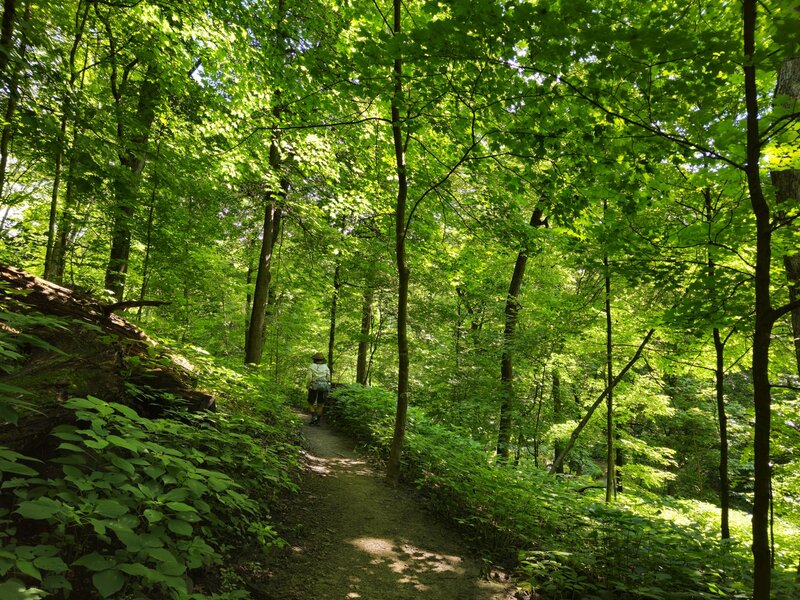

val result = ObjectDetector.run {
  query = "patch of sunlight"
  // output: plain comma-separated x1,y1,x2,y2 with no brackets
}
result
304,453,374,477
348,536,465,591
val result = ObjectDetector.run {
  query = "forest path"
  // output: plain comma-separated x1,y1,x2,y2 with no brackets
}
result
253,413,517,600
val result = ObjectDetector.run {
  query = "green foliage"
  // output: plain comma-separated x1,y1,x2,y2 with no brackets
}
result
328,385,799,599
0,395,298,599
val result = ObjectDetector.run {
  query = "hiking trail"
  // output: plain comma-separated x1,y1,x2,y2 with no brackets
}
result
253,414,519,600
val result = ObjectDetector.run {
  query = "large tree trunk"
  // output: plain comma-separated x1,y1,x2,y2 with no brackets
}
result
496,209,546,461
0,0,17,82
386,0,409,486
771,56,800,376
0,0,27,204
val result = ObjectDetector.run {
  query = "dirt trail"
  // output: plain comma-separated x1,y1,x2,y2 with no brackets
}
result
255,414,516,600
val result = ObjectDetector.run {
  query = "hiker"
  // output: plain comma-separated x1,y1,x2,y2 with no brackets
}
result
307,352,331,425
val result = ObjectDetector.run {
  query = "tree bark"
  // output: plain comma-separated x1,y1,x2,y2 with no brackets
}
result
101,10,161,299
44,0,90,281
0,0,27,205
550,329,655,474
386,0,409,486
244,141,282,365
552,369,564,473
771,55,800,376
327,263,341,375
0,0,16,82
496,208,546,461
356,285,373,385
604,199,615,503
743,3,776,597
706,188,731,539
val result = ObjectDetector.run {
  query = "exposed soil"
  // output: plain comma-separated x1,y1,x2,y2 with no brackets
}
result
254,413,518,600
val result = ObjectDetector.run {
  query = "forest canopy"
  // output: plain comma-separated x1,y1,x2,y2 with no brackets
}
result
0,0,799,599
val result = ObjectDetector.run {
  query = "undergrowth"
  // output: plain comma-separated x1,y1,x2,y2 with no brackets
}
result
0,304,301,599
327,384,800,600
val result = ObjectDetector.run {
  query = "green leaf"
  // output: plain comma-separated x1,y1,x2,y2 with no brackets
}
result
15,498,62,520
73,552,114,572
143,509,164,523
0,459,38,477
92,569,125,598
94,500,129,518
32,556,68,573
15,560,42,581
110,454,135,475
166,519,193,536
107,435,141,453
160,488,189,502
166,502,196,513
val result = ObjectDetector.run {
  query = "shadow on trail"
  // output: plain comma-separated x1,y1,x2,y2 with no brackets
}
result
255,415,513,600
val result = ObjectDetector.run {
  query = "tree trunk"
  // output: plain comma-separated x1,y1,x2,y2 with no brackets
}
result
550,329,655,474
771,55,800,376
552,369,564,473
743,3,775,597
44,0,89,281
327,263,341,375
496,209,546,461
102,16,161,299
604,199,615,503
0,0,27,205
245,141,282,365
0,0,17,82
386,0,409,486
356,286,373,385
706,188,731,540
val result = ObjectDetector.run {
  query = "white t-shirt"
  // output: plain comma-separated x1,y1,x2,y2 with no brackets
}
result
309,362,330,385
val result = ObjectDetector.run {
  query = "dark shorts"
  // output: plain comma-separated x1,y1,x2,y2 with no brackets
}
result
307,388,327,405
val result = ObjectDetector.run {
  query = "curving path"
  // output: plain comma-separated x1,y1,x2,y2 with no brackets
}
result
255,414,516,600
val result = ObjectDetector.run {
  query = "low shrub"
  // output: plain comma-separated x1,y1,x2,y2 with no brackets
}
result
327,384,798,599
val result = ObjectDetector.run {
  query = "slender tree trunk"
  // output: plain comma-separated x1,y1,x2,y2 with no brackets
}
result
552,369,564,473
136,147,161,321
386,0,409,486
743,3,775,597
604,199,615,503
245,141,282,365
497,209,545,461
244,235,257,344
706,188,731,539
327,263,340,375
771,56,800,376
44,0,89,280
357,286,373,385
550,329,655,474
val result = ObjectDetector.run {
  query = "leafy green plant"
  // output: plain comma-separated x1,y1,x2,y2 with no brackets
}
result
0,395,298,599
327,384,797,599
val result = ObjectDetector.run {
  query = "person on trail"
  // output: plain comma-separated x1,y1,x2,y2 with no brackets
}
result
307,352,331,425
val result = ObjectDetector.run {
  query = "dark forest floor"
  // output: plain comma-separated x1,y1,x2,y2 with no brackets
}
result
251,413,519,600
